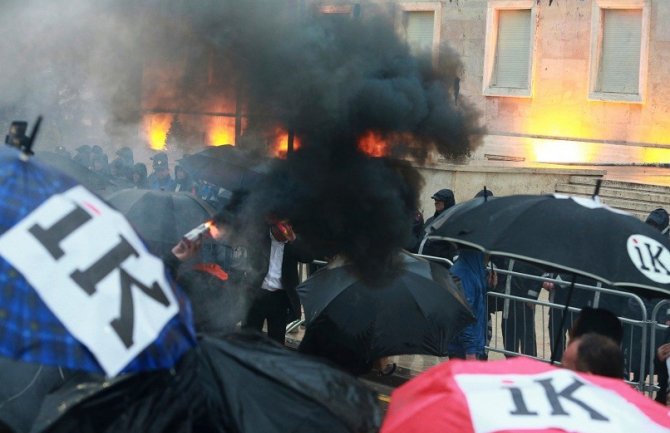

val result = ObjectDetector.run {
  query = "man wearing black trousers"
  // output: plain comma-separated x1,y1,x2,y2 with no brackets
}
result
244,220,312,345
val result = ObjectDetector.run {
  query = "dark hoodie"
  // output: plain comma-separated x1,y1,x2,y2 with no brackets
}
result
420,188,457,261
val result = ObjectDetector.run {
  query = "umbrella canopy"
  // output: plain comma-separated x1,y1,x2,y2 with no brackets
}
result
419,195,495,256
178,146,269,191
381,357,670,433
423,196,495,238
105,189,215,258
33,333,382,433
0,359,72,433
428,194,670,296
297,252,474,375
0,146,195,377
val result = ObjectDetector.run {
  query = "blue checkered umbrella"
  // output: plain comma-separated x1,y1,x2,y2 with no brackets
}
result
0,146,196,377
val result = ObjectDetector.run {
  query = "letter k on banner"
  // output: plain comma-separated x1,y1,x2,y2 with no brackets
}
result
381,357,670,433
0,185,178,376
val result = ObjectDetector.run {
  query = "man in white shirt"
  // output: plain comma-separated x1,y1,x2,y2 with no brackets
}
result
244,220,310,344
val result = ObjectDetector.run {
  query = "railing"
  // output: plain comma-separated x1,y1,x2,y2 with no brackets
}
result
484,267,652,394
288,254,663,398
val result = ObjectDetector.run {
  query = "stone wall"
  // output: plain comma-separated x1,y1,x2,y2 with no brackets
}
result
437,0,670,164
415,163,605,214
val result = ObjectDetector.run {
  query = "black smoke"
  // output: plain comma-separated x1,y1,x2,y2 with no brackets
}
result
1,0,482,281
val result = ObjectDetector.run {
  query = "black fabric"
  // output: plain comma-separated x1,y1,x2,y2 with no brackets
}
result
177,147,267,191
244,289,291,344
432,194,670,296
297,253,474,375
420,196,495,262
655,327,670,404
0,361,71,433
33,334,382,433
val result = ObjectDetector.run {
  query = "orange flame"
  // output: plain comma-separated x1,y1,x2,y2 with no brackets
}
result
271,129,301,158
358,132,388,157
206,116,236,146
143,114,173,150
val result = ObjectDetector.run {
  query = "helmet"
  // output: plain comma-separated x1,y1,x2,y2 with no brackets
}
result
151,152,168,169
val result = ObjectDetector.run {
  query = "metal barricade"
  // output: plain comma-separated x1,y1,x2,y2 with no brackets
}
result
648,299,670,398
290,254,663,396
484,267,651,393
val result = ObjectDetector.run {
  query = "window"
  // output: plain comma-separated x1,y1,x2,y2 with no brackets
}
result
406,11,435,55
318,4,359,18
398,2,442,63
588,0,650,103
483,1,536,98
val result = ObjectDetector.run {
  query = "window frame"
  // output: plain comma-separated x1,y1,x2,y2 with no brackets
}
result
482,0,537,98
588,0,650,104
319,4,355,15
398,2,442,65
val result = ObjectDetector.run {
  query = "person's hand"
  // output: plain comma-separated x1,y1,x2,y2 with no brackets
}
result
657,343,670,361
487,271,498,289
172,236,202,262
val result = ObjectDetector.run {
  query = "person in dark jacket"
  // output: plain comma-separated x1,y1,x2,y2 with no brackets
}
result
72,144,92,168
405,209,424,253
243,219,313,345
655,327,670,405
421,188,457,262
500,259,543,357
132,163,148,189
646,208,669,234
174,164,196,194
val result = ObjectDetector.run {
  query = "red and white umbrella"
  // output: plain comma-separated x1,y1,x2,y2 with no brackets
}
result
381,357,670,433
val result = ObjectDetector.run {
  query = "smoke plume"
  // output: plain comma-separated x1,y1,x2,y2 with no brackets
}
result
1,0,482,281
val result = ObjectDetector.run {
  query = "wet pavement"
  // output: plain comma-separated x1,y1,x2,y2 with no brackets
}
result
285,326,445,409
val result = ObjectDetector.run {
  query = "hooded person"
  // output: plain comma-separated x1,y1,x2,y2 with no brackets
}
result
72,144,92,169
424,188,455,227
116,146,134,167
646,208,669,234
447,249,489,360
90,153,110,175
132,162,148,189
175,164,196,194
420,188,458,262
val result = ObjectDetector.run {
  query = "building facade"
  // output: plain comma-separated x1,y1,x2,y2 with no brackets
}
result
309,0,670,165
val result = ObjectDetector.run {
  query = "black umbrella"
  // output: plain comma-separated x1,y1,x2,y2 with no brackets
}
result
427,193,670,362
0,360,71,433
297,252,474,375
33,333,382,433
419,195,496,255
106,189,215,257
428,193,670,296
178,146,269,191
